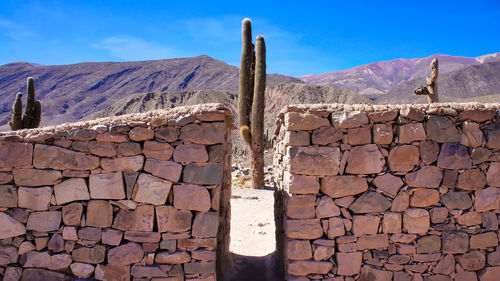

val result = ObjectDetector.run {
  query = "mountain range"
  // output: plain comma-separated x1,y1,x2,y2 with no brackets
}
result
0,52,499,131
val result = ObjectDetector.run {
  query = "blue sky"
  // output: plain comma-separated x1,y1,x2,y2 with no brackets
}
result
0,0,499,76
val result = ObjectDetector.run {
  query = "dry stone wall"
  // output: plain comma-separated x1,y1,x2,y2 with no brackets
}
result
0,104,233,281
274,103,500,281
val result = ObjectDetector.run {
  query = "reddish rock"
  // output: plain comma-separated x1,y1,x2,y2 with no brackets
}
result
331,111,369,128
48,233,64,252
383,212,402,234
328,217,346,238
474,187,499,212
352,215,380,236
285,131,310,146
287,195,316,219
357,234,389,250
18,186,52,211
78,227,102,241
456,169,487,190
312,126,343,145
460,121,485,147
373,123,393,144
155,126,178,142
26,211,61,232
419,141,440,165
3,267,22,281
426,115,459,143
347,127,371,145
89,141,116,157
156,206,192,233
455,271,478,281
89,172,125,200
192,212,218,238
433,254,455,275
173,184,211,212
47,253,72,270
86,200,113,227
143,141,173,160
442,169,458,188
112,205,154,231
373,174,403,197
457,211,482,226
180,122,225,144
346,144,385,174
96,132,129,143
183,163,222,185
479,266,500,281
173,143,208,163
286,219,323,239
368,108,398,122
486,163,500,187
391,192,410,212
315,196,341,218
128,126,154,141
132,173,172,205
485,123,500,149
108,242,143,265
458,108,496,122
155,251,191,264
0,172,13,184
388,145,419,172
143,159,182,182
101,229,123,246
360,265,393,281
398,123,426,144
405,166,443,188
284,173,319,195
72,245,106,264
288,260,333,276
100,155,144,172
482,212,499,230
313,246,335,261
321,175,368,198
417,235,441,254
288,146,340,176
459,251,486,271
403,208,429,234
117,142,142,156
62,202,83,226
0,142,32,168
287,240,313,260
70,262,95,278
410,188,440,207
20,251,51,268
440,191,472,210
349,192,391,214
472,147,492,165
336,252,362,276
124,231,160,242
13,169,61,186
437,143,472,170
442,232,469,254
470,232,498,249
54,178,89,205
33,144,99,170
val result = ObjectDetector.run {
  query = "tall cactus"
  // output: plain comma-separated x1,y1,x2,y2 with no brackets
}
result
8,77,42,130
239,18,266,189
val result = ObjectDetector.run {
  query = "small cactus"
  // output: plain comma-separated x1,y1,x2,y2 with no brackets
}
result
238,18,266,189
8,77,42,130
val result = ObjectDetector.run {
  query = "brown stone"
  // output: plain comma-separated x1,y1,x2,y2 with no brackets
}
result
391,192,410,212
410,188,440,207
331,111,369,128
373,123,393,144
180,122,225,144
48,233,64,252
417,236,441,253
368,108,398,122
437,143,472,169
155,126,178,142
102,228,123,246
0,142,32,168
70,262,95,278
123,231,160,242
320,175,368,198
183,163,222,185
457,211,482,226
288,146,340,176
48,253,72,270
287,195,316,219
458,108,496,122
284,112,330,131
485,123,500,149
62,226,78,241
287,240,313,260
472,147,492,165
26,211,61,232
352,215,380,235
426,115,459,143
192,212,218,238
328,217,346,238
62,202,83,226
388,145,419,172
285,131,310,146
347,127,371,145
474,187,499,212
349,192,391,214
440,191,472,210
405,166,443,188
482,212,498,230
391,233,417,243
0,172,13,184
433,254,454,275
132,173,172,205
357,234,389,250
373,174,403,197
312,126,343,145
20,251,51,268
143,159,182,182
0,245,18,265
86,200,113,227
470,232,498,249
403,208,429,234
72,245,106,264
183,261,216,274
457,169,487,190
117,142,142,156
313,246,335,261
155,251,191,264
455,271,478,281
442,232,469,254
419,140,439,165
20,268,67,281
78,227,101,241
89,141,116,157
13,169,61,186
286,219,323,239
460,121,485,147
315,196,341,218
96,132,129,143
101,155,144,171
173,143,208,163
0,185,17,208
62,170,89,178
336,252,362,276
346,144,385,174
33,144,99,170
3,266,22,281
173,184,211,212
398,123,426,144
54,178,89,205
360,266,393,281
89,172,125,199
487,163,500,187
288,260,333,276
94,264,130,281
108,242,143,265
383,212,402,234
113,205,154,231
479,266,500,281
142,141,173,160
18,186,52,211
128,126,154,141
459,251,486,271
156,206,192,233
192,250,216,261
177,238,216,250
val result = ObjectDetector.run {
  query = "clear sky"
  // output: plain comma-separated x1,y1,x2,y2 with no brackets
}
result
0,0,499,76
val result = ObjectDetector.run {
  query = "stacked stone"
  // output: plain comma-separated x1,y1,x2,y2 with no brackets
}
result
274,103,500,281
0,104,232,281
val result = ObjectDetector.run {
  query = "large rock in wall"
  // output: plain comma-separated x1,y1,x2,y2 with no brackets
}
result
0,104,233,281
274,103,500,281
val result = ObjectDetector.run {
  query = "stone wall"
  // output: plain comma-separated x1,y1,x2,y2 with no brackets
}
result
274,103,500,281
0,104,233,281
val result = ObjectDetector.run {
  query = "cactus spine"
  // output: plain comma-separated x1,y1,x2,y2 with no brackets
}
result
238,18,266,189
8,77,42,130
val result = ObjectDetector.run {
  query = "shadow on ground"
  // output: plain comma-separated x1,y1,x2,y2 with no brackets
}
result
226,252,283,281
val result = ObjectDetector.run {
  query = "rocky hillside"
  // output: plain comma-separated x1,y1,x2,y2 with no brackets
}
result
300,53,500,99
378,61,500,104
0,55,301,129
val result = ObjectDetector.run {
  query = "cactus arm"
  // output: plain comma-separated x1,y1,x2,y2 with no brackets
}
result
238,18,254,145
251,35,266,153
22,77,36,128
32,100,42,128
9,93,23,130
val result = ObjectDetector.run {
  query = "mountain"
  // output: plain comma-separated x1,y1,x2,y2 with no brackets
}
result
377,61,500,104
299,53,500,99
0,55,301,130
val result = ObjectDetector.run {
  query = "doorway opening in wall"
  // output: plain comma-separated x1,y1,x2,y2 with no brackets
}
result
227,148,282,281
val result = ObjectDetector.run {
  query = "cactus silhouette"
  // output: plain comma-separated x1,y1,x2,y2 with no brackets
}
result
238,18,266,189
8,77,42,130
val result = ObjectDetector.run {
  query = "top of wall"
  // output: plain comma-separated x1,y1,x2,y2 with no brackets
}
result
0,103,234,142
